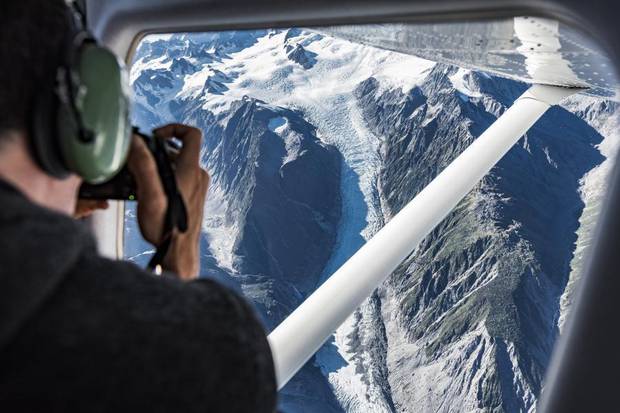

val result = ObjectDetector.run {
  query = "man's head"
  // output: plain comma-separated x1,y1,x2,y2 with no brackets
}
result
0,0,133,215
0,0,83,215
0,0,70,146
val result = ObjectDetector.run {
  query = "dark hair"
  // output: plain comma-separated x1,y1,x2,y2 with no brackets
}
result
0,0,69,142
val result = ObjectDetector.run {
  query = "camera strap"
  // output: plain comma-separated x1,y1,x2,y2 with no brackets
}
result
146,137,188,273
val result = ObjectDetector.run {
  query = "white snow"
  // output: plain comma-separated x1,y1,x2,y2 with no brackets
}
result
199,29,435,111
202,183,239,272
130,55,172,83
449,68,482,99
176,67,215,100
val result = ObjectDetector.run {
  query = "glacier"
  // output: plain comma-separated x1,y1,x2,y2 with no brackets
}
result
123,28,619,412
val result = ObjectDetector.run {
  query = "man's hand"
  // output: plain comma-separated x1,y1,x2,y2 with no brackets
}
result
127,124,210,280
74,199,109,219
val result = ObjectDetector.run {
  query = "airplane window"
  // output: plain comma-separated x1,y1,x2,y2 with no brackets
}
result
123,22,619,412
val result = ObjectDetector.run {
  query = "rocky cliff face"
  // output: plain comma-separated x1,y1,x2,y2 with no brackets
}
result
352,65,606,412
125,29,618,412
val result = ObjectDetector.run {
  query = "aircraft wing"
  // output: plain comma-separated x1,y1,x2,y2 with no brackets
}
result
319,17,617,99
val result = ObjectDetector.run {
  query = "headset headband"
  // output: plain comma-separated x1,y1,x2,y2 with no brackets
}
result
60,5,96,142
30,0,132,184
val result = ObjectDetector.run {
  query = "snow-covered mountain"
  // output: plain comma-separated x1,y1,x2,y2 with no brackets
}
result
123,28,619,412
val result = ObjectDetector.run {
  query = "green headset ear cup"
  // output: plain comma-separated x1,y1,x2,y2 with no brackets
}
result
57,44,132,184
30,86,71,179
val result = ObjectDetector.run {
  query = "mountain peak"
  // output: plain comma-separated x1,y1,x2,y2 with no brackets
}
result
285,43,317,69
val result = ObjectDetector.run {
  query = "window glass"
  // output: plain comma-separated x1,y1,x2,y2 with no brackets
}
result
124,23,619,412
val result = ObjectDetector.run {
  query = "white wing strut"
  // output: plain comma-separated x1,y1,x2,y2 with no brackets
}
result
268,84,579,389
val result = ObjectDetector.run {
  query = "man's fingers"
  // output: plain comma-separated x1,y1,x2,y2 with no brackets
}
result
153,124,202,170
166,146,180,163
95,200,110,210
74,199,109,219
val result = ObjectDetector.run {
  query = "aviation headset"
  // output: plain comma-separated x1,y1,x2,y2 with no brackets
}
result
30,3,132,184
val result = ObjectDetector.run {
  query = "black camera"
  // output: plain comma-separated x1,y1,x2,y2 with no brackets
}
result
79,127,188,271
78,128,179,200
78,164,137,200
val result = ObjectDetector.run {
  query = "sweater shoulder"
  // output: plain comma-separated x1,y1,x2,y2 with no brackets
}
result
1,255,277,412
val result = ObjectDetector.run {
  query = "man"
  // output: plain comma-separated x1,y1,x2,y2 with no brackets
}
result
0,1,276,411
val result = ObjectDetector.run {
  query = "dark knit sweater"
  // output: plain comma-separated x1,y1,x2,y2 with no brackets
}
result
0,181,276,412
